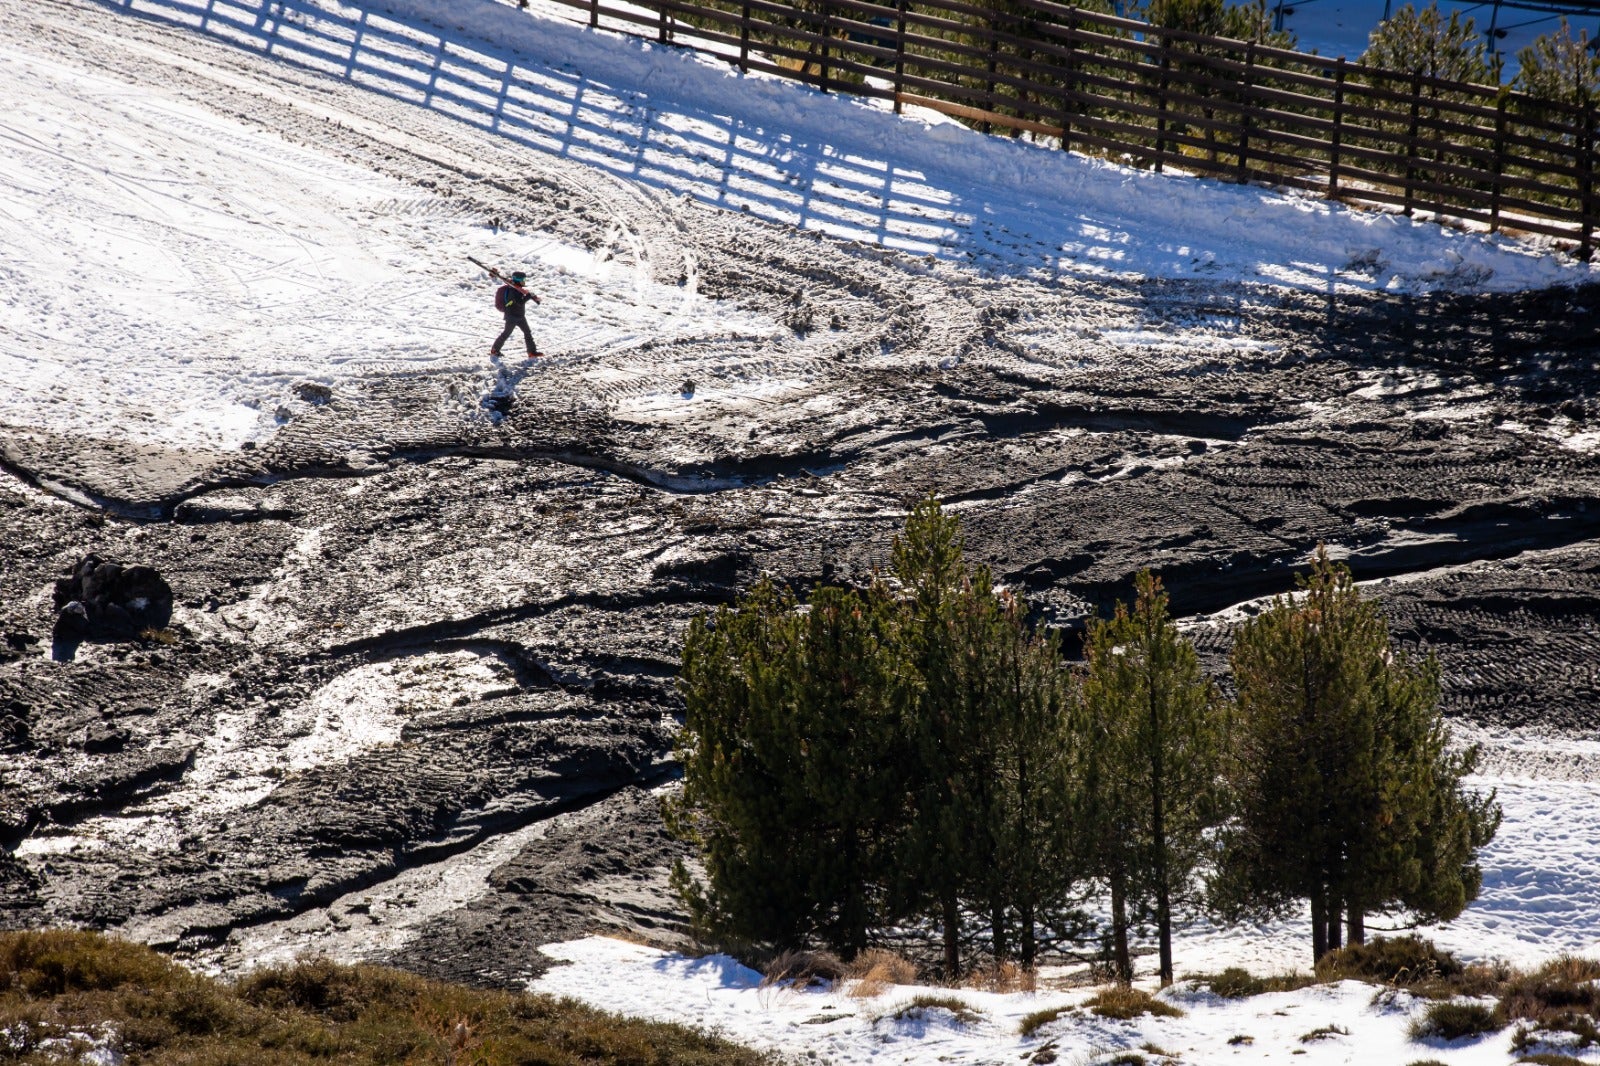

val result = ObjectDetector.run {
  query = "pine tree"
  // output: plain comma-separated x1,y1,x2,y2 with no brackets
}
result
1080,571,1223,986
984,600,1083,969
1137,0,1290,45
1514,20,1600,108
890,497,994,978
1361,2,1500,85
666,578,906,955
670,497,1087,973
1216,547,1501,963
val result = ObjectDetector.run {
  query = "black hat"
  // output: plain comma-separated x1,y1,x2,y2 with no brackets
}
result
511,271,526,283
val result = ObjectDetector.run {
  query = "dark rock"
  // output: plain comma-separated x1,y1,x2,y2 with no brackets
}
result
0,704,29,751
83,722,130,754
49,555,174,643
295,382,333,404
53,600,90,643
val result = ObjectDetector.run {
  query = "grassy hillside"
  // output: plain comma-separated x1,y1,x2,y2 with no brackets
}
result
0,930,773,1065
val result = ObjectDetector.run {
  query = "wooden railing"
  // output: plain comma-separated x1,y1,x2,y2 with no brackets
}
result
545,0,1600,256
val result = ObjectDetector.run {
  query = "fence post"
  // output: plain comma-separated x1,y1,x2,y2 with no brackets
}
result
893,0,908,113
738,0,751,70
589,0,597,30
1490,92,1508,233
1328,58,1345,197
1237,42,1255,181
1583,99,1596,260
984,7,1000,134
1060,7,1078,152
819,0,831,93
1155,32,1172,173
658,4,669,44
1404,69,1422,216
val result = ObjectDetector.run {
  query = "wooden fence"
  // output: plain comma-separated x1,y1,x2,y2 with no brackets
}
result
540,0,1599,257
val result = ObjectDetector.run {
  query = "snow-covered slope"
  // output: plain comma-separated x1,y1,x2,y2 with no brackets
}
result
4,0,1595,452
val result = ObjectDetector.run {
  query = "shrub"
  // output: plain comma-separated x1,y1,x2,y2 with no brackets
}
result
237,957,410,1021
1409,1001,1501,1041
1085,988,1184,1020
883,994,983,1027
964,960,1035,993
1318,936,1463,986
1300,1024,1350,1041
1516,1055,1587,1066
760,949,846,989
1499,956,1600,1023
1442,960,1515,999
1019,1005,1073,1037
1511,1011,1600,1054
1192,967,1316,998
0,929,186,996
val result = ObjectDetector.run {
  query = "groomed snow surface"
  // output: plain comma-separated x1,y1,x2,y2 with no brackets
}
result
4,0,1597,453
5,0,1600,1062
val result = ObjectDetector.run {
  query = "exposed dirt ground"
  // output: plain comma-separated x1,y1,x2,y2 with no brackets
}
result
3,0,1600,989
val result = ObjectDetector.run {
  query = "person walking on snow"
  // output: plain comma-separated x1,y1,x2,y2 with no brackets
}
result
490,270,541,358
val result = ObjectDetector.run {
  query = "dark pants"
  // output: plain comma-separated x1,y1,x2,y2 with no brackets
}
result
492,314,537,354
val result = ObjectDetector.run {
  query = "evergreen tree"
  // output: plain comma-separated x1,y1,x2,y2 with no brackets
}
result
889,497,999,978
1514,20,1600,107
1080,571,1223,986
670,497,1087,973
1137,0,1290,45
666,578,906,955
1360,2,1500,85
983,597,1083,969
1216,548,1501,963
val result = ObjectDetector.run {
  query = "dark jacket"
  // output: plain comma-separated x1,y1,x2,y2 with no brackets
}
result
495,283,533,317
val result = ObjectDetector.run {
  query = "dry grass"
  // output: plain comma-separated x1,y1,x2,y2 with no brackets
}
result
882,994,984,1027
1187,967,1317,999
964,960,1036,994
0,929,774,1066
846,949,918,999
1318,936,1463,986
760,948,846,989
1318,936,1518,1001
1018,1005,1074,1037
1407,1001,1501,1041
1084,987,1185,1021
1500,956,1600,1023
